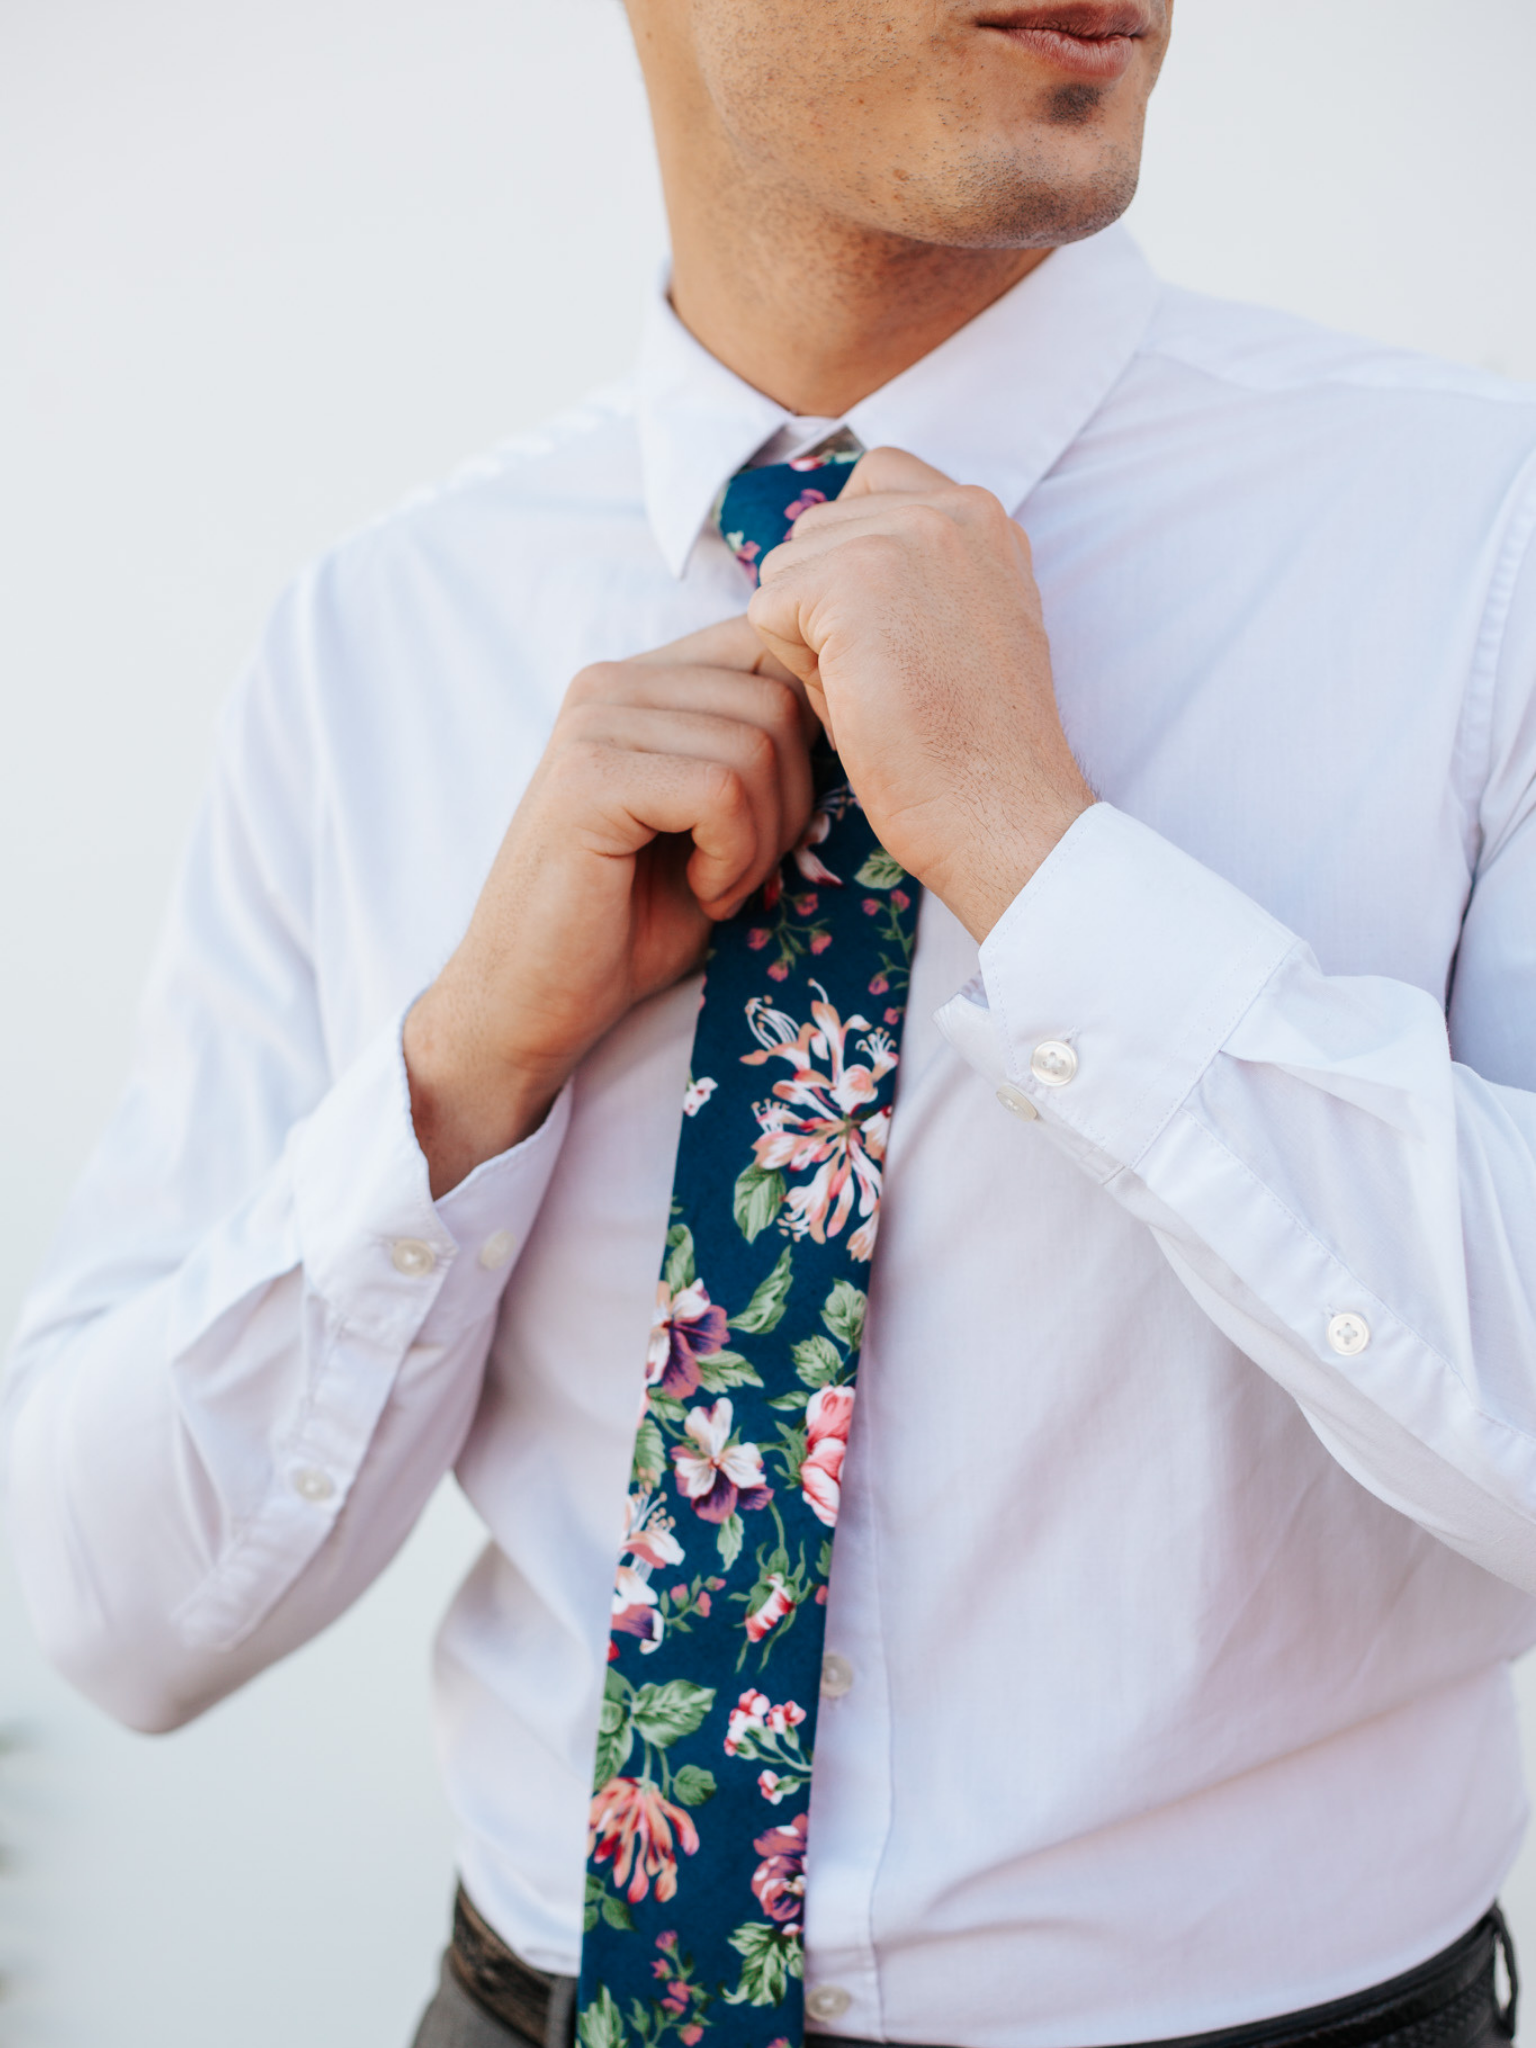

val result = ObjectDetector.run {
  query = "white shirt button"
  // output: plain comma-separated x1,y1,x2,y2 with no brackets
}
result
806,1985,852,2024
390,1238,437,1278
478,1229,516,1272
1030,1039,1078,1087
995,1082,1039,1121
820,1652,854,1698
1327,1311,1371,1357
290,1466,335,1503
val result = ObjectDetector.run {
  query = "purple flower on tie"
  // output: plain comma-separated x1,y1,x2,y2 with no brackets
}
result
671,1399,773,1523
647,1279,729,1398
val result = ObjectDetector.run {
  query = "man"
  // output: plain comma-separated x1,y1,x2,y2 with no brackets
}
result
8,2,1536,2044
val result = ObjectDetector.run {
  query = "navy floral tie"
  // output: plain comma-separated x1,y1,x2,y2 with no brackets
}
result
576,436,921,2048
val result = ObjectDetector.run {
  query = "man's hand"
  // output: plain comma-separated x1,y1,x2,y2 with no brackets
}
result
404,619,814,1194
748,446,1094,940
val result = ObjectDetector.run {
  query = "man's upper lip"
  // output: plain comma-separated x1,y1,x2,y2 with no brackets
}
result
977,3,1150,37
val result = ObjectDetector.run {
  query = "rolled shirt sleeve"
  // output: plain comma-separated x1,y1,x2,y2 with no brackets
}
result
938,800,1536,1592
1,586,569,1728
166,1017,572,1657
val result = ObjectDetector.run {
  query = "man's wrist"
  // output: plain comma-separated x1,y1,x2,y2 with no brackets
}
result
936,782,1095,942
403,989,568,1199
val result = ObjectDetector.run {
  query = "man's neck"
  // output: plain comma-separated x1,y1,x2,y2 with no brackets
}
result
662,169,1051,419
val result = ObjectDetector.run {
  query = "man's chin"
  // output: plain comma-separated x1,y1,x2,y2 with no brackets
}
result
892,149,1142,252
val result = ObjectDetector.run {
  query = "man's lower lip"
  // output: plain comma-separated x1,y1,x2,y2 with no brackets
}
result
986,25,1138,81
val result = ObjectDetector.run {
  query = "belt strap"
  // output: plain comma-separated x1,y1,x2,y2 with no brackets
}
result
448,1888,575,2048
447,1886,1516,2048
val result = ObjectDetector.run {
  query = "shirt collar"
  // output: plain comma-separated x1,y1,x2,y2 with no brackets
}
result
635,224,1162,580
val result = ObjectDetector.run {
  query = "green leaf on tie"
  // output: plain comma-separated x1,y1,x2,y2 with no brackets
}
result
723,1923,805,2007
854,848,906,889
820,1280,867,1350
693,1350,764,1393
728,1247,795,1333
631,1417,665,1487
593,1674,634,1789
576,1985,629,2048
663,1224,696,1293
733,1161,786,1242
629,1679,716,1748
792,1335,842,1387
717,1512,744,1568
671,1764,718,1807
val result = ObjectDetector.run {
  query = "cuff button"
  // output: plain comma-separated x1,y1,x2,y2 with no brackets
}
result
1327,1311,1371,1357
995,1082,1039,1121
1030,1040,1078,1087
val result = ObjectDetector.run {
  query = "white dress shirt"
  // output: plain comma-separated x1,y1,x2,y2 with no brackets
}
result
9,225,1536,2047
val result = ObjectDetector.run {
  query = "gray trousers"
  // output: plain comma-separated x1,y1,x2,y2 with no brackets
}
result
412,1960,541,2048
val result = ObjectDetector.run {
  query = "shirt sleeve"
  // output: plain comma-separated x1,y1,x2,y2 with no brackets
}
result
1,579,569,1731
936,527,1536,1596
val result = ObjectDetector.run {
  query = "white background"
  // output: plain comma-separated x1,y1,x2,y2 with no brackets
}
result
4,2,1536,2043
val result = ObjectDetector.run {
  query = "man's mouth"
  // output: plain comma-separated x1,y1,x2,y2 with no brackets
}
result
977,3,1152,82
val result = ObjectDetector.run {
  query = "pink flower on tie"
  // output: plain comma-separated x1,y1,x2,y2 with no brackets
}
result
742,986,896,1261
588,1778,700,1905
724,530,762,583
670,1399,773,1523
799,1385,854,1528
725,1688,771,1753
791,809,841,886
783,487,828,523
611,1489,685,1652
751,1812,809,1921
682,1076,717,1117
744,1572,796,1644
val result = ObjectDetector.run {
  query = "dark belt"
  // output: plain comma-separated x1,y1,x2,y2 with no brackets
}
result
447,1885,1518,2048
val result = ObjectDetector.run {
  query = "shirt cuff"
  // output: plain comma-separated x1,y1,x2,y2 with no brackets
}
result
291,1011,571,1350
935,804,1299,1176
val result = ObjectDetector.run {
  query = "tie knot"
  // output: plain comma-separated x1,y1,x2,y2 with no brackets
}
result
714,428,864,586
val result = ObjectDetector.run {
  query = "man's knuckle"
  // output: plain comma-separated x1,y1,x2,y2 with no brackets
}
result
760,679,802,736
895,502,950,541
566,660,624,704
559,699,607,743
706,761,750,818
558,735,611,783
739,724,777,777
952,483,1001,519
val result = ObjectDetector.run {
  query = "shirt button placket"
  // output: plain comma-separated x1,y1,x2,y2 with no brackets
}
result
806,1984,853,2024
